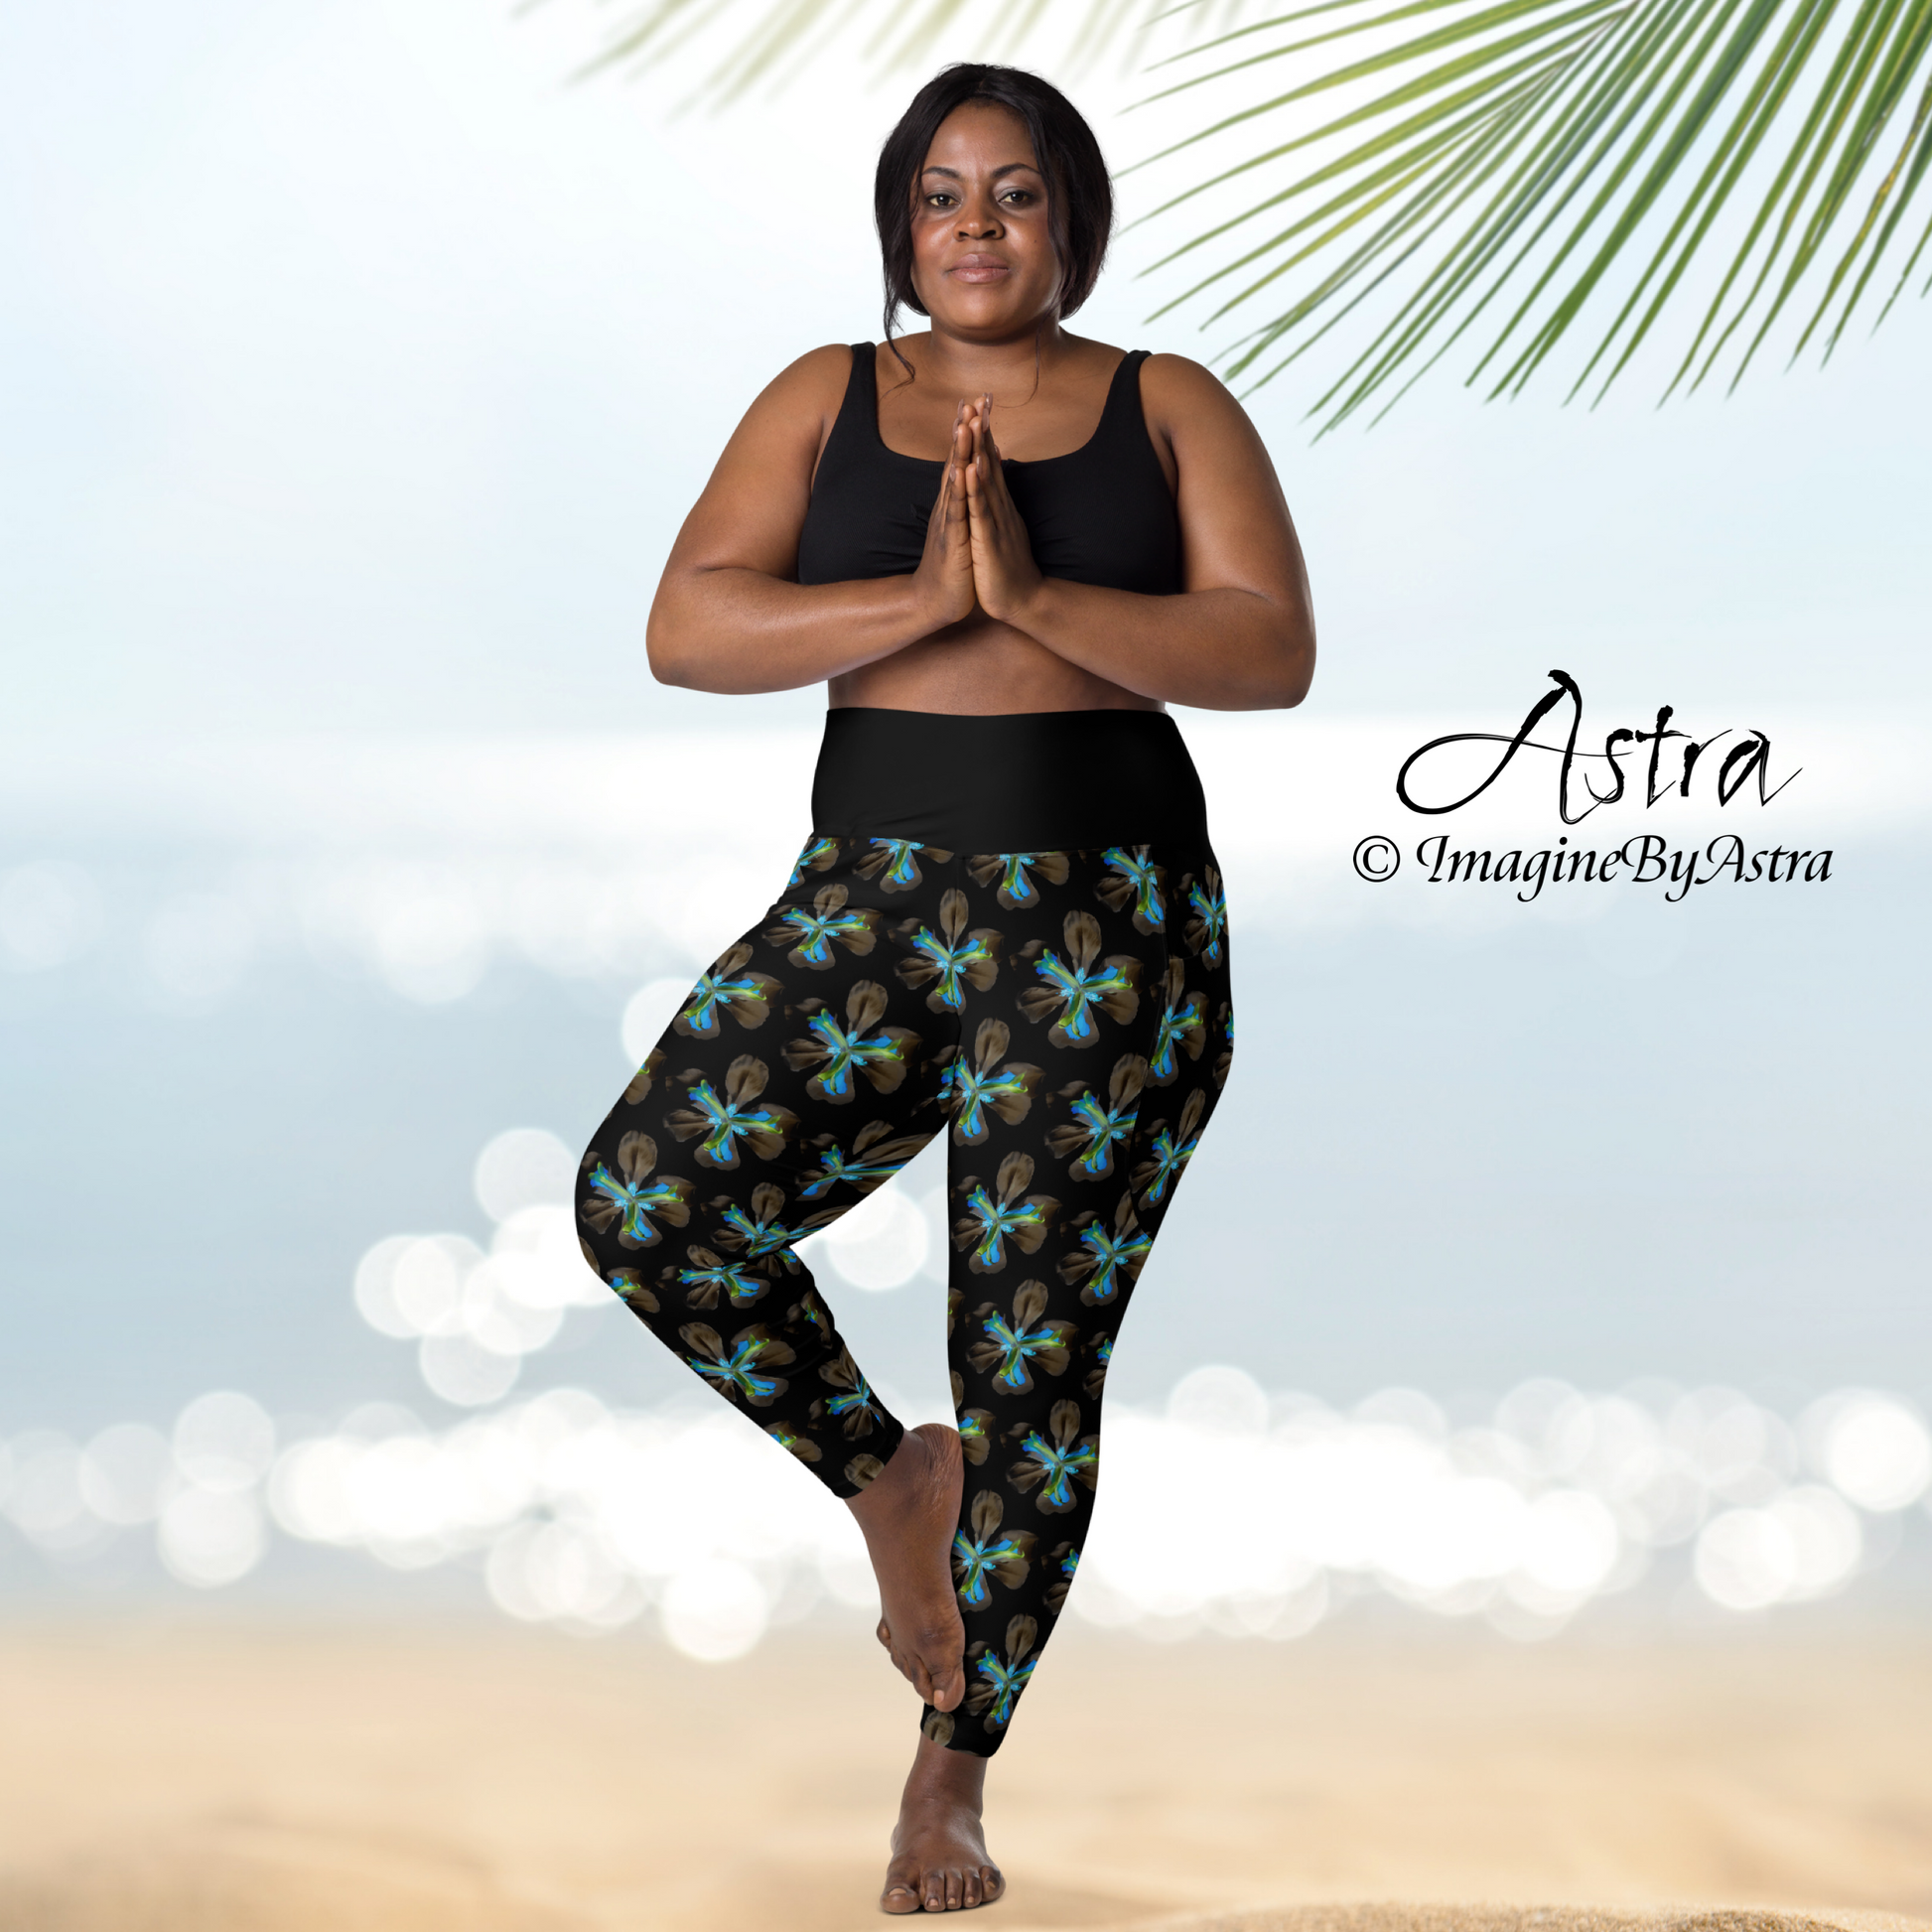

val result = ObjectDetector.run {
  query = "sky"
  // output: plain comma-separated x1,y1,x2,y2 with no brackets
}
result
3,0,1930,1459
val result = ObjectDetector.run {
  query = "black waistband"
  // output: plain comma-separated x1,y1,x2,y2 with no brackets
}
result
809,707,1210,851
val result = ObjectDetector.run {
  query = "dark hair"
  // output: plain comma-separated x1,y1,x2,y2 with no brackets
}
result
874,64,1113,346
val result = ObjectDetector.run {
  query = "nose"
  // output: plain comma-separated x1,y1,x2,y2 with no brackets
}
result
957,197,1004,239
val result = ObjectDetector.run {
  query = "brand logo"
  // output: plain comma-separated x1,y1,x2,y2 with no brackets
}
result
1394,669,1798,824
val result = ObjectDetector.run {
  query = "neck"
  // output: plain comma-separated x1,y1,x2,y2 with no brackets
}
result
911,321,1064,400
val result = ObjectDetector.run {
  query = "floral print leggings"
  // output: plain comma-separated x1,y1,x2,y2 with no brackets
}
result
576,832,1232,1754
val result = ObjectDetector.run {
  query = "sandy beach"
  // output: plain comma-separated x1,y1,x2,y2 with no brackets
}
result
0,1617,1927,1931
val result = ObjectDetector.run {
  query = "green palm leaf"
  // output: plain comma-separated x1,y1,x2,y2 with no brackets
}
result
568,0,1216,101
1136,0,1932,421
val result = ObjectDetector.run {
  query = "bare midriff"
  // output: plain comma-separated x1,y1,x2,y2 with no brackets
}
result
828,619,1162,714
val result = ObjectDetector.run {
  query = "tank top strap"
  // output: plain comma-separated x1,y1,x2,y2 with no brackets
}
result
840,342,878,432
1092,347,1153,449
811,344,881,491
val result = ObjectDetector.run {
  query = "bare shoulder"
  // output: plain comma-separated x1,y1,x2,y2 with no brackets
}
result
1139,352,1253,435
708,343,861,493
742,342,860,429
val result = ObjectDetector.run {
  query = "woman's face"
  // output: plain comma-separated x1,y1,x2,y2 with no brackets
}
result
909,102,1062,338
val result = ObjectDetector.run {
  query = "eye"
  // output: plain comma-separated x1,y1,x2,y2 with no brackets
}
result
999,189,1036,207
924,192,958,209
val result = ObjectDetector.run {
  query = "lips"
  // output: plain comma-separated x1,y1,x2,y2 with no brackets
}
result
950,253,1012,284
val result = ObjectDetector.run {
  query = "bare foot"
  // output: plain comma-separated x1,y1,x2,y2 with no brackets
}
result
847,1423,966,1713
882,1733,1002,1914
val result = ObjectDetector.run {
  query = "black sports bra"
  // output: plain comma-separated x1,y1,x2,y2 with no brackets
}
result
795,345,1183,597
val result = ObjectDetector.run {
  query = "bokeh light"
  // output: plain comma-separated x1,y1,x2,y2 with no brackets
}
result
473,1128,577,1225
173,1392,276,1492
811,1187,933,1293
621,977,700,1068
78,1423,173,1526
418,1333,522,1407
350,1134,610,1413
158,1485,266,1587
0,861,102,972
4,1370,1925,1647
1806,1391,1932,1510
3,1433,95,1552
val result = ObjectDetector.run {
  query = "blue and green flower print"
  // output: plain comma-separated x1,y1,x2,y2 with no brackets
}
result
579,1131,692,1251
664,1055,797,1173
953,1152,1059,1276
576,834,1231,1758
1096,845,1167,935
764,881,879,972
952,1490,1035,1609
782,979,921,1106
674,941,783,1040
964,1615,1040,1732
1008,1399,1099,1514
895,888,1001,1014
965,1280,1077,1395
1017,909,1142,1050
1044,1052,1147,1180
938,1019,1039,1147
967,849,1069,910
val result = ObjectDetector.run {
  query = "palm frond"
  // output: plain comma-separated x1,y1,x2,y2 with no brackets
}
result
566,0,1231,101
1136,0,1932,423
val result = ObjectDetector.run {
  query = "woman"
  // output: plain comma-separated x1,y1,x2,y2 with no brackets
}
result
577,63,1312,1915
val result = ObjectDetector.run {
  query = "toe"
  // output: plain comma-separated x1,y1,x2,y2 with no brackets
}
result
882,1861,922,1916
981,1865,1003,1901
877,1617,893,1651
928,1658,965,1713
945,1865,964,1910
962,1868,982,1909
887,1638,930,1701
923,1869,945,1912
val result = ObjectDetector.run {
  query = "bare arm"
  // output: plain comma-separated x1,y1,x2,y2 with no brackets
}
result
963,355,1314,710
646,347,976,695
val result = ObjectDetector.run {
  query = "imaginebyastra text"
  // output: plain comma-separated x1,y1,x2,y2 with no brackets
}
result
1395,670,1799,825
1416,833,1832,903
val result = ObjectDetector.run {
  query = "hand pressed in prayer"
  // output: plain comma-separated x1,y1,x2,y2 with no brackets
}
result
962,394,1044,628
913,401,978,632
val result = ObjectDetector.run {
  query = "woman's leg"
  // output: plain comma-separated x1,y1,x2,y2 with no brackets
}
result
575,835,973,1718
929,843,1235,1756
576,837,943,1486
